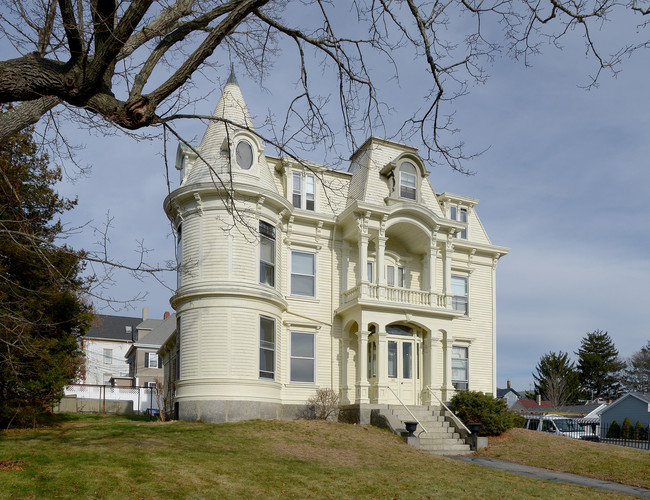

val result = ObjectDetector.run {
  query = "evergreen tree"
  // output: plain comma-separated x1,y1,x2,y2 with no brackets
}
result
576,330,625,400
634,421,647,440
619,340,650,393
606,420,620,439
0,118,92,428
532,351,581,406
621,417,634,440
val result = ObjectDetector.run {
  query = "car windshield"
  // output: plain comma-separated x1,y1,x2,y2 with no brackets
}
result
554,419,579,432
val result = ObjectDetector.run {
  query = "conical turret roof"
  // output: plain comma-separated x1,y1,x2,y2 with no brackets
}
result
184,70,278,193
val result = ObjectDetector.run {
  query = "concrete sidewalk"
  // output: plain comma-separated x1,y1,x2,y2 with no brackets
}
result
450,456,650,498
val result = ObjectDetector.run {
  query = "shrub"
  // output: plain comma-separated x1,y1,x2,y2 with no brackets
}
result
448,391,515,436
621,417,634,439
512,414,527,428
634,421,647,440
301,388,340,420
606,420,620,438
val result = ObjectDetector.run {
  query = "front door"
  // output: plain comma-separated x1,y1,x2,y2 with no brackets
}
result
387,336,420,405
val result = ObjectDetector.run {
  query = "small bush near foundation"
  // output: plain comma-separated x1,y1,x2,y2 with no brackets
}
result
302,388,340,420
449,391,515,436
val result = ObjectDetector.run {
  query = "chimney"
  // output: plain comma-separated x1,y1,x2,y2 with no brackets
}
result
142,306,149,321
507,379,511,389
164,311,170,319
536,394,542,406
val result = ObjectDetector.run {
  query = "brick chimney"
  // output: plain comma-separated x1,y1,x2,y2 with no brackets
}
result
164,311,170,319
507,379,511,389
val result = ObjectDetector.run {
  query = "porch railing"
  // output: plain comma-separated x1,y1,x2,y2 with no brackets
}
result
341,283,447,308
387,386,427,433
426,385,470,434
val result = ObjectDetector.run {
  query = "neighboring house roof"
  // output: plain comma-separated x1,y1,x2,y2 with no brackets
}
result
601,392,650,414
125,314,176,358
85,314,140,342
541,403,605,417
497,387,520,399
512,399,554,411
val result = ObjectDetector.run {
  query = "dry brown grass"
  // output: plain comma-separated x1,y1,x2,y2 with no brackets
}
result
477,427,650,488
0,414,643,499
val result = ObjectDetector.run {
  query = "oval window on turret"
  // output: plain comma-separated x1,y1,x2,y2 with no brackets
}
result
236,140,254,170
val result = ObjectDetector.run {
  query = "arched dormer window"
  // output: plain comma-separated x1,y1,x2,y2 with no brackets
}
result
380,154,426,204
399,162,418,200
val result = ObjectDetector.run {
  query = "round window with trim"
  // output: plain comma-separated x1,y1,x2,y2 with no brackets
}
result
235,140,254,170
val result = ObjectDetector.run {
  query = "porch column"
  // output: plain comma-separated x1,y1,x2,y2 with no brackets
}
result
342,243,350,293
356,330,370,404
376,235,387,299
341,337,350,404
442,338,455,401
443,238,453,308
358,234,369,284
376,236,387,285
425,332,442,403
376,329,388,403
428,242,438,305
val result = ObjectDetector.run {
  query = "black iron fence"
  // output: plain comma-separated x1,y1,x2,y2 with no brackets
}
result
599,421,650,450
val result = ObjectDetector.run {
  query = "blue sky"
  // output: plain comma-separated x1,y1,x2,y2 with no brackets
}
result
44,9,650,394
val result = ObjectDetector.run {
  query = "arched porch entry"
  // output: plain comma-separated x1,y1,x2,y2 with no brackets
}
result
368,322,425,405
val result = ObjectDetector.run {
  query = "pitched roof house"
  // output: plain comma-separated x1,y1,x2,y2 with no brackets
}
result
161,71,509,423
125,313,176,388
81,314,140,386
599,392,650,430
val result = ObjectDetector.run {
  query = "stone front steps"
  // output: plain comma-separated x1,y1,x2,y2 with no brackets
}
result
380,405,472,455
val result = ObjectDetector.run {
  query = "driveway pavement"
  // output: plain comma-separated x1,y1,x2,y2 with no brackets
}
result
450,456,650,498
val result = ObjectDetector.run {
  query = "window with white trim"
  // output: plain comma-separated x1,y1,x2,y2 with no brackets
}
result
103,349,112,364
451,275,469,315
292,172,315,211
290,331,315,383
452,346,469,390
388,341,398,378
259,221,275,287
399,162,417,200
386,265,405,288
450,206,468,239
145,352,158,369
291,251,315,297
259,316,275,379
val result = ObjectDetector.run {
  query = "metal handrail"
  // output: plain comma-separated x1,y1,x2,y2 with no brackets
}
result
426,385,470,434
387,386,427,433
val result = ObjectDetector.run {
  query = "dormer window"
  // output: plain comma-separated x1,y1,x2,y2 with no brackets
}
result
235,140,254,170
292,171,315,211
450,206,468,239
399,162,417,200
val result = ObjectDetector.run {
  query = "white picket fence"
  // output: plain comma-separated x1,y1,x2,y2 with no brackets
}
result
63,384,159,415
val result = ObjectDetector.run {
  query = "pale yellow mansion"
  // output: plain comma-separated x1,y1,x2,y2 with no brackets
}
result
160,71,508,423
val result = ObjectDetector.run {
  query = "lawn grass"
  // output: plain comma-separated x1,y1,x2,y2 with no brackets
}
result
477,427,650,489
0,414,641,499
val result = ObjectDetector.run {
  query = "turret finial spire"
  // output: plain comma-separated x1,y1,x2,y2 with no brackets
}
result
226,63,239,86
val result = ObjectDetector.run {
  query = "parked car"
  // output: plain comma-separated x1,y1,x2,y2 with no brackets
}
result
524,414,597,440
